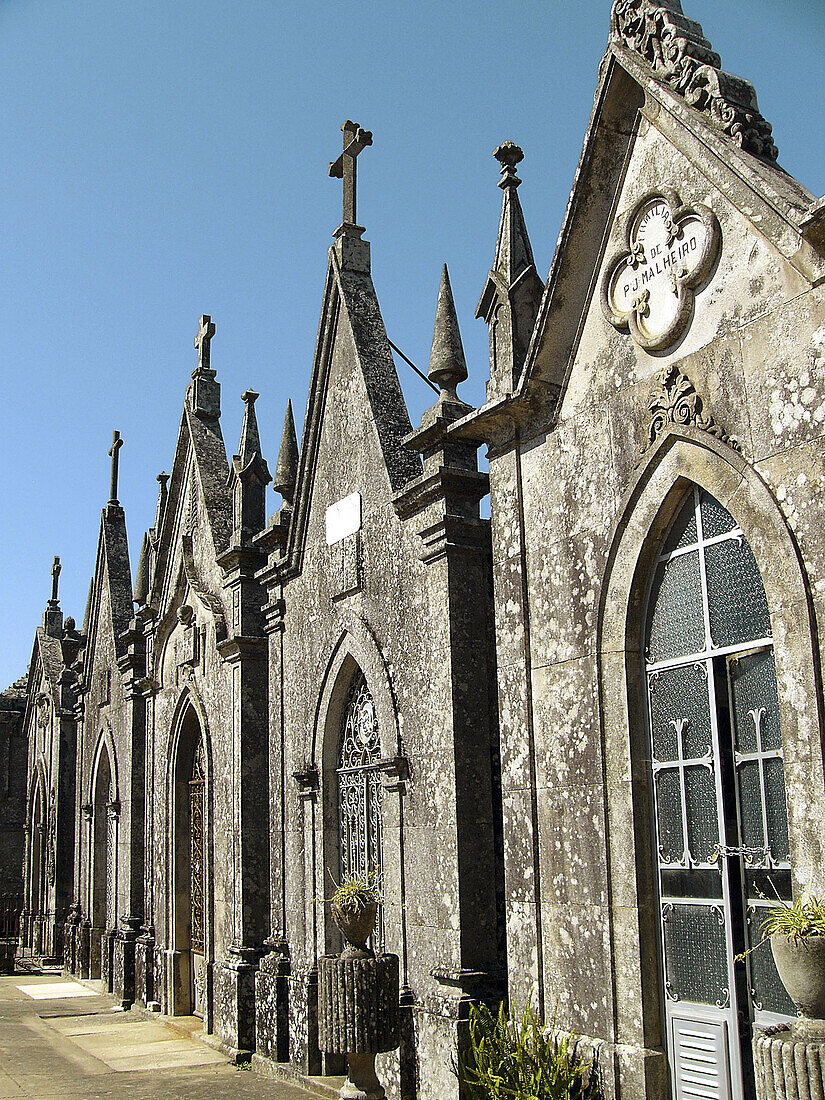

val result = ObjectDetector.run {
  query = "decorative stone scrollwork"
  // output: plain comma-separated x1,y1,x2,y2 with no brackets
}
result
646,363,739,451
602,190,720,351
610,0,778,161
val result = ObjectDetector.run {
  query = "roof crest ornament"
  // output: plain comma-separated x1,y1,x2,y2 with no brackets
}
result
646,363,739,451
610,0,778,161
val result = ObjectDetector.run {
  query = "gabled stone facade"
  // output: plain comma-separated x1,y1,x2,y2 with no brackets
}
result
12,3,825,1099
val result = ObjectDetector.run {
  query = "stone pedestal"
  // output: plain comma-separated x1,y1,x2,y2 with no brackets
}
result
288,964,321,1076
255,945,290,1062
319,953,400,1100
754,1019,825,1098
216,946,261,1055
134,928,155,1008
78,920,91,979
113,920,139,1008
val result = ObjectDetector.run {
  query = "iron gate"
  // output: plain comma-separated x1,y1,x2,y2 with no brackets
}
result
337,672,383,947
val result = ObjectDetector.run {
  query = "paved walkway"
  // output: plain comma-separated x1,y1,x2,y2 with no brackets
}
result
0,973,316,1099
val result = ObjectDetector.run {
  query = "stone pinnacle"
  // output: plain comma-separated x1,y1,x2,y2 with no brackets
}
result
427,264,468,400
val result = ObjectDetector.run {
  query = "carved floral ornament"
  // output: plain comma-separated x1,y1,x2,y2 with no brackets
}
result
601,190,720,352
646,362,739,451
610,0,778,161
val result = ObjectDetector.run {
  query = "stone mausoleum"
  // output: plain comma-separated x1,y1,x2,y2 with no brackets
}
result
9,2,825,1097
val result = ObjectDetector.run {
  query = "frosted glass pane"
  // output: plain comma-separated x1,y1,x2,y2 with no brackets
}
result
648,551,705,662
705,539,771,648
700,491,737,539
730,649,781,754
764,758,790,863
656,768,685,865
664,495,699,554
684,765,719,864
663,903,728,1006
649,664,711,762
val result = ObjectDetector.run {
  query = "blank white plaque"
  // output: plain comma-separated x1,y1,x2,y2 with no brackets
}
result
325,492,362,545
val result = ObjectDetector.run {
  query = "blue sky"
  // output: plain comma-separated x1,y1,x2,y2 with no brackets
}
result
1,0,823,689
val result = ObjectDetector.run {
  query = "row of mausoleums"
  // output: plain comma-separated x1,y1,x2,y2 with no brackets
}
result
13,3,825,1098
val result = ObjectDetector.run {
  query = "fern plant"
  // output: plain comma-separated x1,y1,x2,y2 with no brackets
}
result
454,1000,596,1100
735,893,825,961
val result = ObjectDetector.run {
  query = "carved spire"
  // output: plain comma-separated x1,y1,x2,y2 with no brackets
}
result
273,399,299,507
133,532,150,607
187,314,221,421
428,264,468,401
108,430,123,505
476,143,543,399
610,0,778,161
230,389,271,541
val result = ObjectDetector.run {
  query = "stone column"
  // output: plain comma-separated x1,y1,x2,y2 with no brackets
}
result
754,1020,825,1098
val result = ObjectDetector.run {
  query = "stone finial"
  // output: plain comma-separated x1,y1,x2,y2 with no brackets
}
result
428,264,468,400
493,141,524,189
108,430,123,505
329,120,373,230
194,314,216,374
238,389,262,465
155,470,169,529
273,399,299,506
188,316,221,421
50,557,61,607
133,532,150,607
43,555,63,637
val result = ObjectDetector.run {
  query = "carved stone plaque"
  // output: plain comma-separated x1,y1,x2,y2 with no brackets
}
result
602,190,720,352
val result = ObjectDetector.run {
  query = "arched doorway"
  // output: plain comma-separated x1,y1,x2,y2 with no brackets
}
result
336,671,383,948
27,776,46,952
172,703,209,1019
91,744,115,983
645,485,794,1098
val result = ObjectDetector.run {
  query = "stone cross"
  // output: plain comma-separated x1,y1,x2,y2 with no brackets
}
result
50,556,61,604
108,430,123,504
194,315,216,373
329,121,373,228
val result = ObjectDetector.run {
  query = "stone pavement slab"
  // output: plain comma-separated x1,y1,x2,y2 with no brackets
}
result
0,973,318,1099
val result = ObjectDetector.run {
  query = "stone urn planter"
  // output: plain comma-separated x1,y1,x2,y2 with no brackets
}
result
771,934,825,1019
332,900,378,958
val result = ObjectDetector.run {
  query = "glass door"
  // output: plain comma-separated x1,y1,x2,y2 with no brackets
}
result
645,487,794,1100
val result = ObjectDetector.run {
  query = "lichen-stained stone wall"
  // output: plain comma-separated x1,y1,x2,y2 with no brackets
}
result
73,499,145,1008
475,15,825,1100
0,684,26,897
259,235,503,1100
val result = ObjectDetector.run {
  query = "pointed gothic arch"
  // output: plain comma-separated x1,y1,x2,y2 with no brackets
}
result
26,762,47,951
311,626,401,962
165,689,214,1022
596,426,825,1094
90,732,118,985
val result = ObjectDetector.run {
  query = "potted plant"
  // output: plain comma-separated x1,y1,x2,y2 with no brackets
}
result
328,872,380,957
737,893,825,1019
762,896,825,1019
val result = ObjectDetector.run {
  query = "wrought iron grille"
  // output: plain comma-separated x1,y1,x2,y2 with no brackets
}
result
189,739,205,955
337,673,383,944
106,812,116,929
